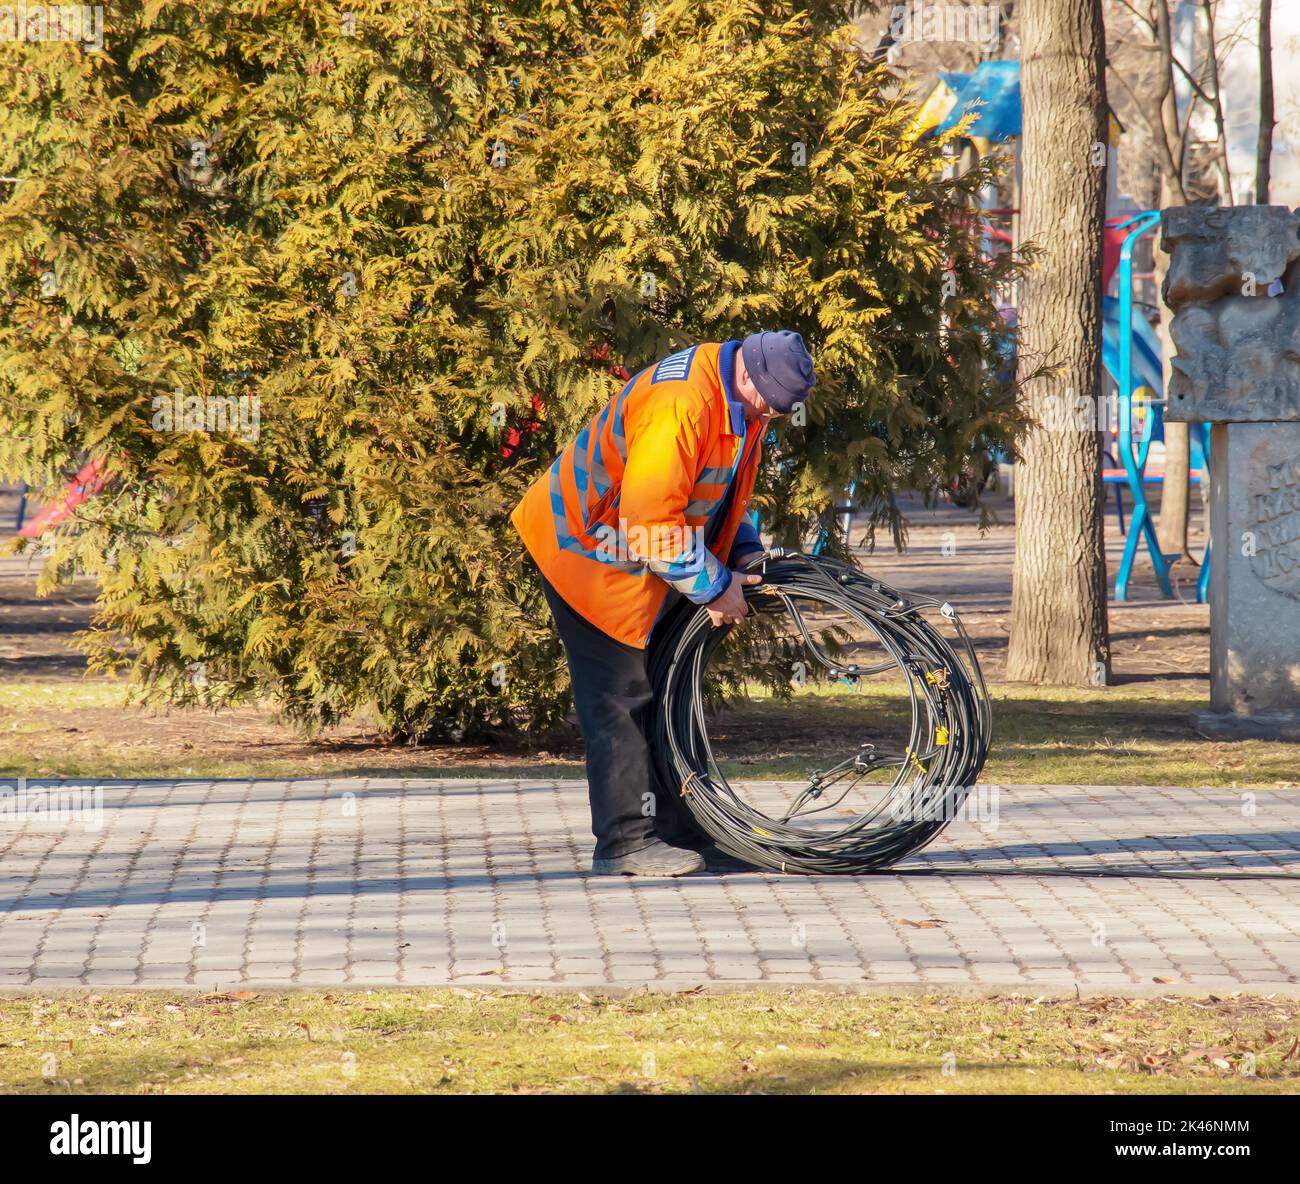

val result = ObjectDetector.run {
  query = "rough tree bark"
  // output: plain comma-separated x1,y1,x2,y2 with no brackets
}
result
1007,0,1110,685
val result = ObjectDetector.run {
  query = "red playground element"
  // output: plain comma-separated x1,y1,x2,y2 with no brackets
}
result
1102,219,1133,290
499,350,631,463
17,458,108,538
500,392,546,462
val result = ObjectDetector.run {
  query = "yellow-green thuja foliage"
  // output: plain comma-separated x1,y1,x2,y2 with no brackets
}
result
0,0,1022,739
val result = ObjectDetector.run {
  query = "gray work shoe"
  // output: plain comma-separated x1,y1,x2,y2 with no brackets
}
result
696,843,755,873
591,840,706,877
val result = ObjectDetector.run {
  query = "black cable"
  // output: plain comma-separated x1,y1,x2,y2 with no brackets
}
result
648,550,992,874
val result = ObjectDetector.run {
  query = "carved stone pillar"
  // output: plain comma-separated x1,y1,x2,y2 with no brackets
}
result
1162,205,1300,739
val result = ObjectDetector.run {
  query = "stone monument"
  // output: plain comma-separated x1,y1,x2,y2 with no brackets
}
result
1162,205,1300,739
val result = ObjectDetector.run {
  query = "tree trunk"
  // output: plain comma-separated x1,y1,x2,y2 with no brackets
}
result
1150,1,1192,560
1202,0,1233,205
1154,168,1192,561
1257,0,1274,203
1007,0,1110,685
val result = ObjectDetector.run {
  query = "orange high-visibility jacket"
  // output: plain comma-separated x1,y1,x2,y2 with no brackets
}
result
512,341,765,648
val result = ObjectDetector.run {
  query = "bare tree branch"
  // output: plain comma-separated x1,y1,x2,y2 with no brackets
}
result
1113,0,1157,36
1170,48,1216,108
1106,59,1168,145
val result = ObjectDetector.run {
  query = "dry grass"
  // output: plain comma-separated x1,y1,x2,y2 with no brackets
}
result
3,988,1298,1095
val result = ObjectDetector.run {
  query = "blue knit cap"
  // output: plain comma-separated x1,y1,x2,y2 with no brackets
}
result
741,330,816,413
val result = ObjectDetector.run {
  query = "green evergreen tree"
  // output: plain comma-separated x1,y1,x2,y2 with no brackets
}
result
0,1,1022,739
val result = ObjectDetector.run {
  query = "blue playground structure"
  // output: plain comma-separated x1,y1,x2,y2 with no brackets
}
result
792,70,1215,607
934,61,1022,142
1102,210,1211,603
801,213,1213,603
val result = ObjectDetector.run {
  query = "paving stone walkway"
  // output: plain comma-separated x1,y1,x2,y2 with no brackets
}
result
1,778,1297,993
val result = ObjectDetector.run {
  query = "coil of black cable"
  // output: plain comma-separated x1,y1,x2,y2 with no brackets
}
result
648,550,992,874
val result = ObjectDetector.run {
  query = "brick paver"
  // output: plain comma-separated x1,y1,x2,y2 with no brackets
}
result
1,778,1297,993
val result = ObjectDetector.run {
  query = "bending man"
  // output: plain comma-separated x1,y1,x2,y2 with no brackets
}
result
512,331,816,875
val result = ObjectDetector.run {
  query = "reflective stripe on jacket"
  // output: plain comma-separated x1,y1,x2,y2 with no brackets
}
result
511,340,764,648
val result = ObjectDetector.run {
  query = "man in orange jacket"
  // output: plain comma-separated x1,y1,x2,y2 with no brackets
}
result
512,331,816,875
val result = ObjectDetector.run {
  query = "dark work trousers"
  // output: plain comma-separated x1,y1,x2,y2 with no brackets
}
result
540,574,705,860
